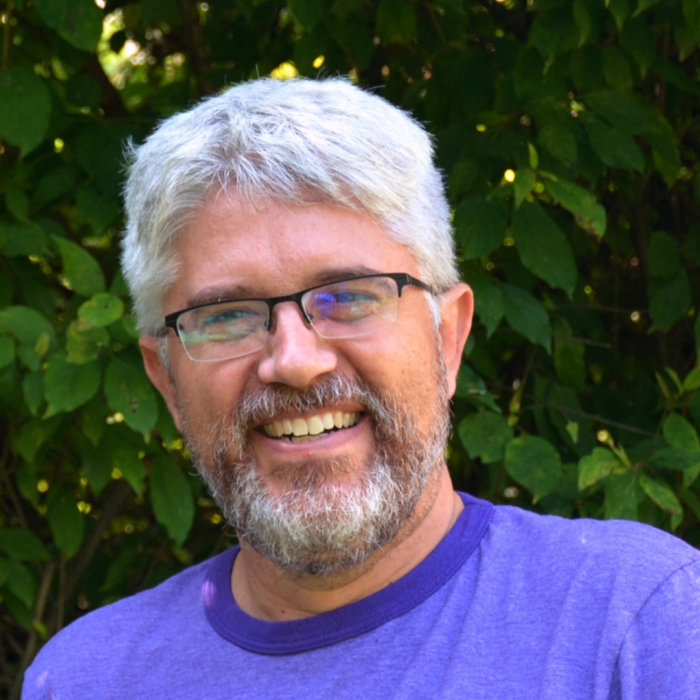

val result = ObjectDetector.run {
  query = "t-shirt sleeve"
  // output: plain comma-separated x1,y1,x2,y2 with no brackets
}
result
610,559,700,700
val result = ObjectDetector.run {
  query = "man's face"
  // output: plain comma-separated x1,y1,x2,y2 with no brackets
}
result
142,194,469,576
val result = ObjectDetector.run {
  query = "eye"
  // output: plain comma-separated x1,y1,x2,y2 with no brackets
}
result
203,307,259,326
182,302,267,343
310,288,381,320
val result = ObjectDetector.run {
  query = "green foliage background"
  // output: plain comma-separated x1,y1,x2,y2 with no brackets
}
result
1,0,700,693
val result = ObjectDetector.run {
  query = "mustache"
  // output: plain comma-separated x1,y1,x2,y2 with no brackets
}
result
232,374,400,439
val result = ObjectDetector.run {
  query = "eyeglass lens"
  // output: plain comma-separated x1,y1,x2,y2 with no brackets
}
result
176,276,402,362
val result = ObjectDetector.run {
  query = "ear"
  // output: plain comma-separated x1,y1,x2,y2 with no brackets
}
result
437,283,473,398
139,335,183,432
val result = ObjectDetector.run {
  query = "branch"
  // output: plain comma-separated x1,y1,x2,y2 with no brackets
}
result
9,561,56,700
0,422,28,530
47,479,133,633
2,0,12,71
177,0,212,96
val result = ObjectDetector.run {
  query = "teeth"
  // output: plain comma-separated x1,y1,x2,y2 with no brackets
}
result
292,418,309,436
307,416,325,435
262,411,360,440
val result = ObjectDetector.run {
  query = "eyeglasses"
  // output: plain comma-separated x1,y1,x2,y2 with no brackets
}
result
164,273,435,362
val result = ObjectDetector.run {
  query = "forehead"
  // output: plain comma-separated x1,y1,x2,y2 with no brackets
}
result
166,193,420,309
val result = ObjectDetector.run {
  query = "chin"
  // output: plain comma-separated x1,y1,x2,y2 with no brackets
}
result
181,370,451,577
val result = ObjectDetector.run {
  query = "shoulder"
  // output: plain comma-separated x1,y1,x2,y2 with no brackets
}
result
478,504,699,612
22,550,231,699
488,503,699,568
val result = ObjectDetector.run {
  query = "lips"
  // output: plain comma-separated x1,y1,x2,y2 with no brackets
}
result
261,411,362,443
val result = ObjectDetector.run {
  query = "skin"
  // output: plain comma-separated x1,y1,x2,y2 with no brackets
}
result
140,193,474,621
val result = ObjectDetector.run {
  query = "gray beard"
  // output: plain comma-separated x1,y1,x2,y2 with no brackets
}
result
181,371,451,578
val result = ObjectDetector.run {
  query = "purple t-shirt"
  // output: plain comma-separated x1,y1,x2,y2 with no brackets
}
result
23,494,700,698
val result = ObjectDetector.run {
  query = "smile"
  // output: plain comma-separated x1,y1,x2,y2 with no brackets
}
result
261,411,362,443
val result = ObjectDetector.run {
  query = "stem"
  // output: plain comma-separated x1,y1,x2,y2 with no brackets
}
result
9,562,56,700
2,0,12,71
61,479,133,605
0,422,28,530
177,0,212,96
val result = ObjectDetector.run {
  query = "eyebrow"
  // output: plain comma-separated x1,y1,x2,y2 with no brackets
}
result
185,265,384,308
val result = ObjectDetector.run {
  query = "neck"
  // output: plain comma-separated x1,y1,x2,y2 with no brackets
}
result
231,464,462,621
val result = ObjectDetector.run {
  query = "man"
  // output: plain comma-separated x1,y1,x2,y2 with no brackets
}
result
24,78,700,698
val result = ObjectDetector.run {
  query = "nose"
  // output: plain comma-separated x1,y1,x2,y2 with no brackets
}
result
255,302,338,388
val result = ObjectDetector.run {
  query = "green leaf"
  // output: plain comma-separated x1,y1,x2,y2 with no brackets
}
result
502,284,552,351
104,359,158,438
0,68,51,156
505,434,562,502
585,117,645,171
513,168,536,209
683,366,700,392
538,123,577,166
22,371,44,416
44,353,101,416
77,293,124,330
604,471,640,520
113,446,147,496
0,336,14,369
289,0,323,29
33,0,104,52
65,74,103,111
544,179,606,237
468,276,504,337
0,557,9,587
5,182,30,223
0,528,50,561
0,306,54,347
633,0,662,16
648,231,682,278
649,447,700,472
52,237,106,297
573,0,591,45
79,439,112,496
583,90,654,135
639,473,682,516
455,364,501,413
662,413,700,453
578,447,621,490
530,9,579,64
684,463,700,491
459,412,514,463
376,0,416,45
80,397,106,446
648,272,692,332
0,223,49,257
553,317,585,389
66,321,109,364
46,486,85,558
150,454,195,545
454,195,508,259
620,16,654,74
512,202,577,296
5,560,38,610
11,417,61,463
75,186,120,233
608,0,631,32
100,546,140,593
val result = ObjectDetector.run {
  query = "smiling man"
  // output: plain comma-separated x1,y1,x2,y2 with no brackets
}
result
23,78,700,699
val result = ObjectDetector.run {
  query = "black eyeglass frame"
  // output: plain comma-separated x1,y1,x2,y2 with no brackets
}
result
163,272,435,337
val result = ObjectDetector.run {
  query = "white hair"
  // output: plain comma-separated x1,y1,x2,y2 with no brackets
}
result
122,77,459,333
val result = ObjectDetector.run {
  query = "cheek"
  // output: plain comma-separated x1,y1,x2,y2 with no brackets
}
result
172,359,252,427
